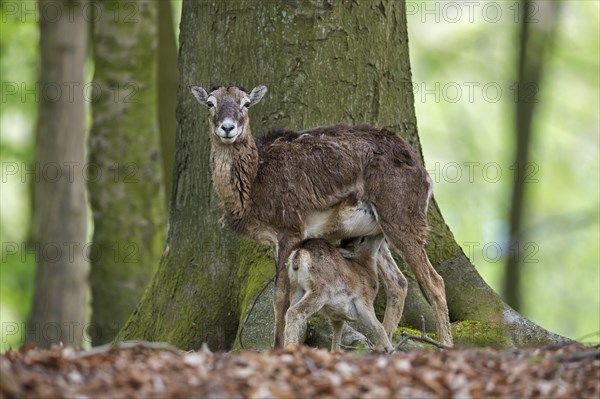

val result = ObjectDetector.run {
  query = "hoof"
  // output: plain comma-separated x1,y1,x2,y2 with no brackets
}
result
285,343,299,352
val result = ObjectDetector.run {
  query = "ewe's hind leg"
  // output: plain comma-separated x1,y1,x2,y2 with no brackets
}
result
377,241,408,338
374,198,453,346
405,244,451,346
330,319,344,352
284,291,326,350
384,227,452,346
404,248,452,346
371,168,452,346
411,248,452,346
352,300,394,352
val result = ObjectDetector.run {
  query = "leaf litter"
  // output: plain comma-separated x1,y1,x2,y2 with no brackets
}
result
1,342,598,398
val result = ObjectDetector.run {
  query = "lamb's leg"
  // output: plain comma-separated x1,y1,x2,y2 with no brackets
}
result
377,241,408,338
284,291,325,350
274,235,300,348
352,300,394,353
330,319,344,352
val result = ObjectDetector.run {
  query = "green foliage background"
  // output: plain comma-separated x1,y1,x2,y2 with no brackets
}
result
1,1,598,351
409,1,599,342
1,3,39,351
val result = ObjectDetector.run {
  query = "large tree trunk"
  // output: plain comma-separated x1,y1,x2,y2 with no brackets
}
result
118,0,566,350
26,0,89,348
88,0,166,345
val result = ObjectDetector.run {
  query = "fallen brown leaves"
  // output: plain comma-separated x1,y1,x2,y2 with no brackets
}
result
1,343,598,398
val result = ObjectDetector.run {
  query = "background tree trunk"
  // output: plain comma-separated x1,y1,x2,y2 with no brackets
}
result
157,0,179,209
504,0,561,312
26,0,89,348
118,0,566,350
88,0,166,345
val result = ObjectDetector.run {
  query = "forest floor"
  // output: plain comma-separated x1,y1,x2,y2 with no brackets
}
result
1,342,598,398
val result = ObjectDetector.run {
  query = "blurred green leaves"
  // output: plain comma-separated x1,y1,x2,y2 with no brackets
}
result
409,0,599,342
1,1,38,351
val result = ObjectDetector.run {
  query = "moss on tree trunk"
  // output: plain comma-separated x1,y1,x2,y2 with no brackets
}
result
118,0,566,350
88,0,166,345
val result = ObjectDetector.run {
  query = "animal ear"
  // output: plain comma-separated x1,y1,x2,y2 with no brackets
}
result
248,85,267,107
190,86,209,106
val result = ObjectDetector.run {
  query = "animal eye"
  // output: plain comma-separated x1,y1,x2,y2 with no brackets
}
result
206,101,214,108
243,101,251,108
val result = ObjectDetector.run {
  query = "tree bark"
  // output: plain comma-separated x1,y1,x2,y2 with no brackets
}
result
26,0,89,348
118,0,566,350
88,0,166,345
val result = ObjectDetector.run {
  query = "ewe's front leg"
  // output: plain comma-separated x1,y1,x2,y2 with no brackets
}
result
330,319,345,352
274,259,290,348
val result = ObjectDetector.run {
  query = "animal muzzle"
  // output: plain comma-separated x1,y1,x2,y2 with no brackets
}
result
216,118,240,143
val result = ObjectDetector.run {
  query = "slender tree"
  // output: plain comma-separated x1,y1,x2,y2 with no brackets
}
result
88,0,166,345
26,0,89,348
504,0,561,312
157,0,178,208
118,0,566,350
